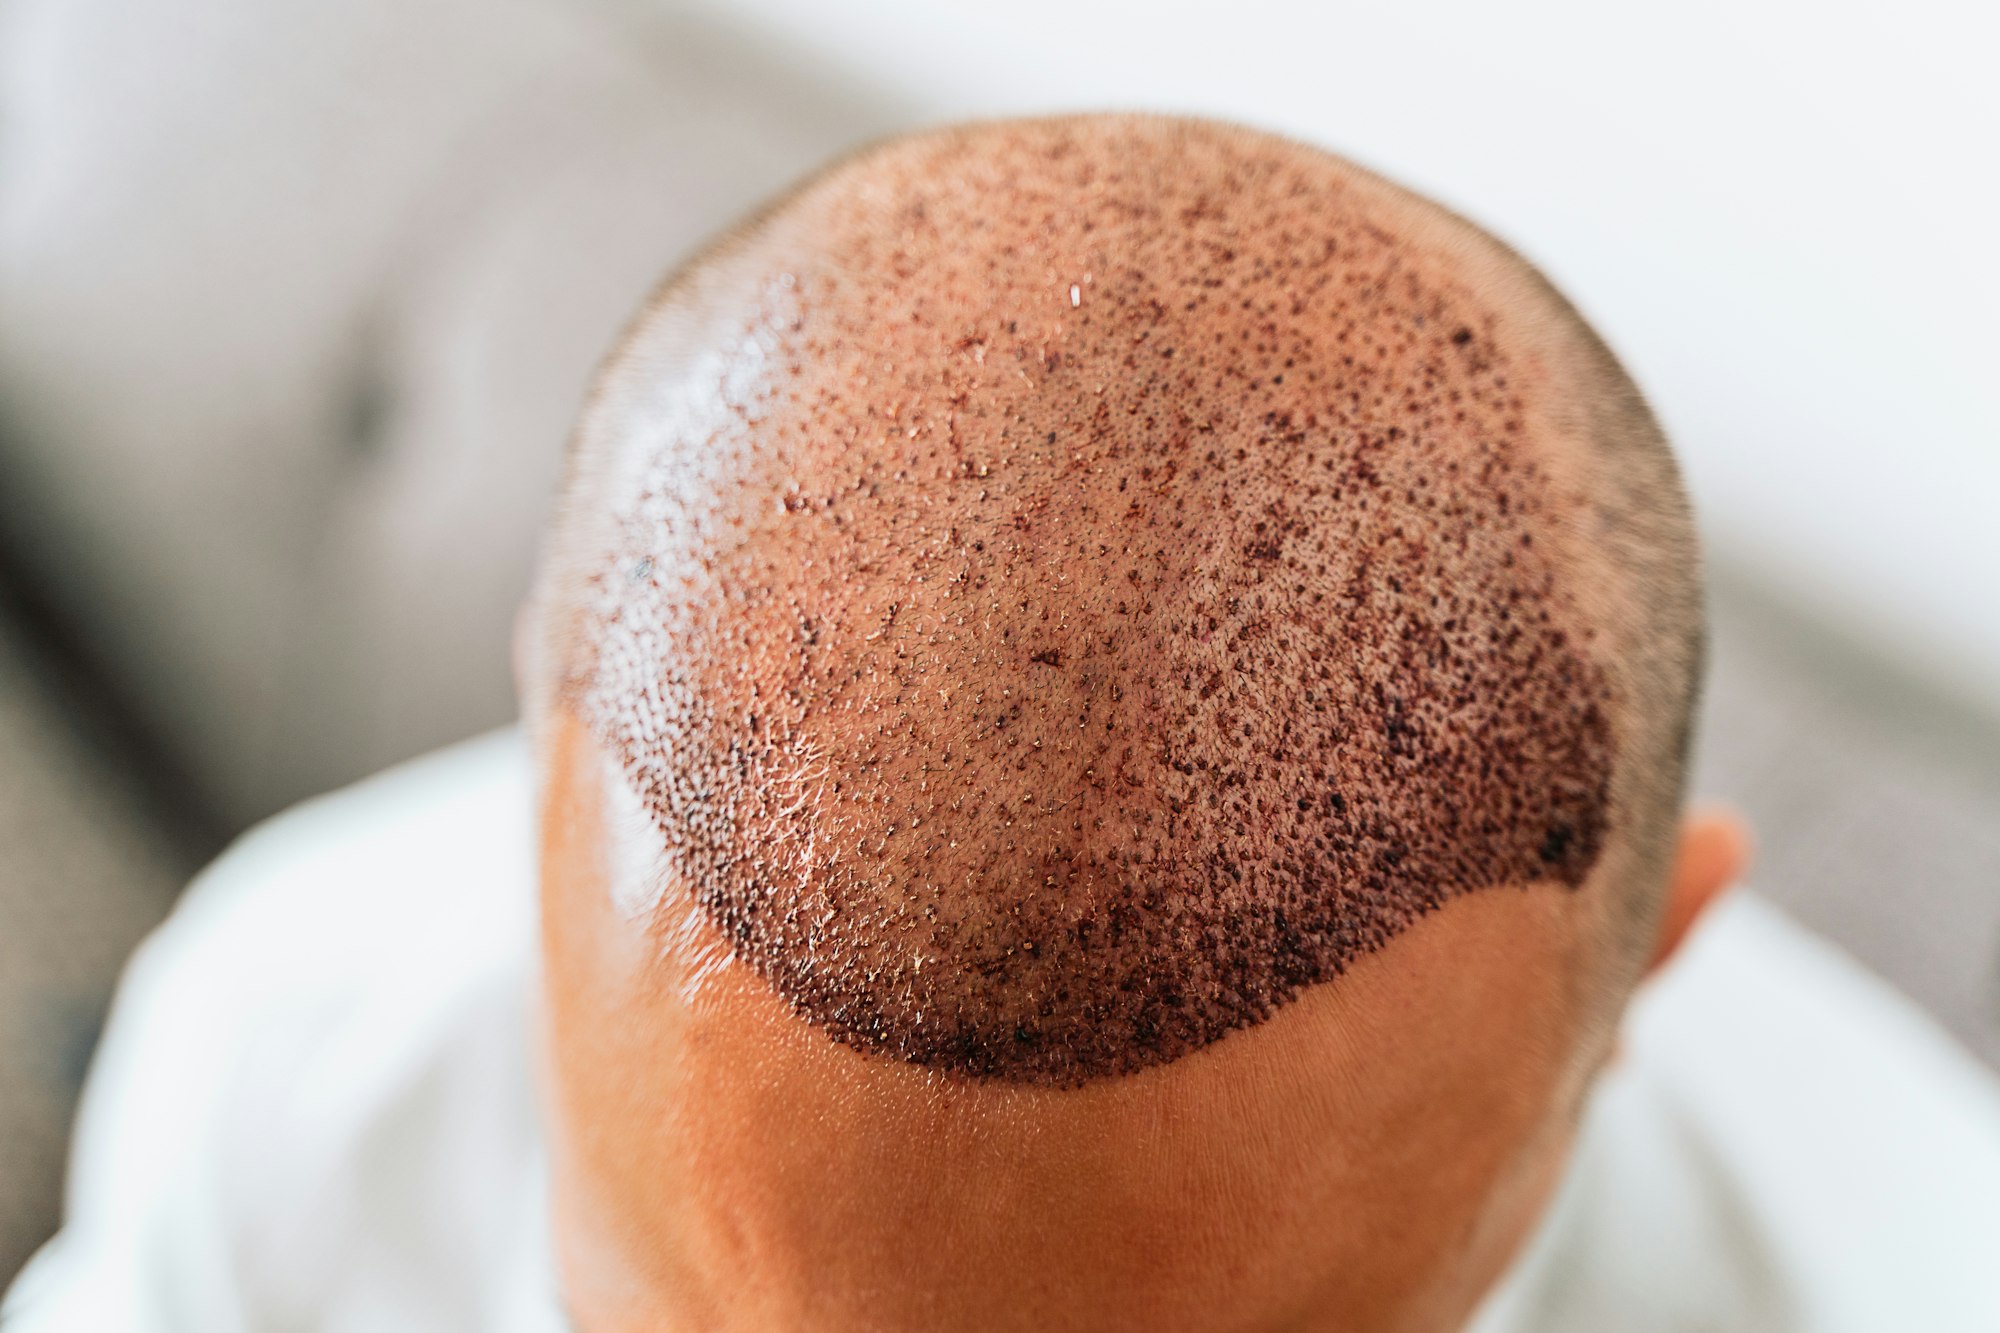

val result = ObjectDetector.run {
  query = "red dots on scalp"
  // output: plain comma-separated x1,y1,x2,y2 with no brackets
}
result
570,117,1621,1085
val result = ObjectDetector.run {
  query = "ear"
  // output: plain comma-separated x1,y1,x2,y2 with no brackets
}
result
1645,806,1753,977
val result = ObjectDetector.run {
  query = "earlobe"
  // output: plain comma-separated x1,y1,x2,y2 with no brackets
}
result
1645,807,1753,977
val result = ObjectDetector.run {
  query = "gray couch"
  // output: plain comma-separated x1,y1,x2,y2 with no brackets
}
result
0,0,903,825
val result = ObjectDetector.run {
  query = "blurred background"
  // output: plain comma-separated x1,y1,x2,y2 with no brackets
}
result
0,0,1994,1284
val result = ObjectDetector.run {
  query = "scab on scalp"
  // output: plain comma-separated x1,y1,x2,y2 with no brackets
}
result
579,118,1616,1086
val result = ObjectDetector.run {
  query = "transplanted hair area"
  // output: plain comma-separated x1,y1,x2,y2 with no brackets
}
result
540,116,1701,1085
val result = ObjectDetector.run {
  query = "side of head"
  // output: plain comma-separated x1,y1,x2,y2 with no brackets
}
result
525,116,1708,1332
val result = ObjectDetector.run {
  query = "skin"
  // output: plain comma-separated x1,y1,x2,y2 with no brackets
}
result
525,117,1750,1331
537,714,1743,1332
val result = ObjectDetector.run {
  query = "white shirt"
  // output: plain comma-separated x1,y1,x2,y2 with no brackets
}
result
8,729,2000,1332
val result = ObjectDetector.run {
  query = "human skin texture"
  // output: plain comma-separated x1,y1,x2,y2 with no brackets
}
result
541,709,1601,1333
531,115,1703,1332
555,119,1628,1085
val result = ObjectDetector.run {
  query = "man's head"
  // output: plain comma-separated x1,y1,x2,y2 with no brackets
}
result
524,115,1742,1332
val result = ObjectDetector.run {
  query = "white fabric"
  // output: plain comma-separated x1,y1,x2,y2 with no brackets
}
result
7,730,2000,1332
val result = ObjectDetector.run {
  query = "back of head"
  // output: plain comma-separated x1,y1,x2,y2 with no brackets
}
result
529,115,1702,1331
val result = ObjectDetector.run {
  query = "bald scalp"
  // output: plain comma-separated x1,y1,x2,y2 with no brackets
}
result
540,116,1700,1085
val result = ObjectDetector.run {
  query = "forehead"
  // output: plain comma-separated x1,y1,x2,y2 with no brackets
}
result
561,119,1615,1085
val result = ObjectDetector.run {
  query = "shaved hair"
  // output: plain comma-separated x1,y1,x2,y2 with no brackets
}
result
531,116,1702,1086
